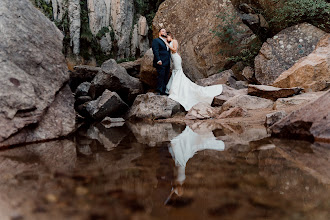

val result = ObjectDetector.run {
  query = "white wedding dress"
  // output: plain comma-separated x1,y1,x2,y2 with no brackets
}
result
166,42,223,111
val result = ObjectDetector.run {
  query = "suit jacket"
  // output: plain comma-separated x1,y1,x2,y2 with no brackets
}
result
152,37,171,67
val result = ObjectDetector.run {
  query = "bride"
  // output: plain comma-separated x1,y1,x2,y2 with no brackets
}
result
164,32,223,111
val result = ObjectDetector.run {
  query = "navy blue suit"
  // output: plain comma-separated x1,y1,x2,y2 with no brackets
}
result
152,37,171,94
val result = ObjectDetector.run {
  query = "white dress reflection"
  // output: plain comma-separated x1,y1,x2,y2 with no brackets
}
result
165,126,225,204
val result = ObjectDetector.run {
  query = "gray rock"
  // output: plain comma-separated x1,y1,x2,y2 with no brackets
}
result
265,111,287,128
242,66,255,82
89,59,143,104
230,62,246,81
131,16,150,57
248,84,302,101
75,82,91,97
86,90,128,120
185,102,219,120
222,95,274,111
0,85,75,148
0,0,71,143
255,23,327,85
68,0,81,55
128,93,183,120
213,85,247,106
234,80,249,90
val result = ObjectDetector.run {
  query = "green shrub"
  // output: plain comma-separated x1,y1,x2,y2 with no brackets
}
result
270,0,330,31
212,11,262,67
33,0,53,21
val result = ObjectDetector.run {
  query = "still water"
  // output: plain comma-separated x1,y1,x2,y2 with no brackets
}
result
0,121,329,220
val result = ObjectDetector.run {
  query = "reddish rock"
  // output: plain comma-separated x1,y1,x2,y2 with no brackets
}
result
273,34,330,92
270,90,330,142
185,102,219,120
218,107,248,119
248,84,302,101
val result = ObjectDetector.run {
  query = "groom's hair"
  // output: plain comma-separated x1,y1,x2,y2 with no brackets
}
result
159,28,165,32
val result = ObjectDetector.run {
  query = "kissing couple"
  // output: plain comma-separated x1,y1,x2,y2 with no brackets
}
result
152,28,223,111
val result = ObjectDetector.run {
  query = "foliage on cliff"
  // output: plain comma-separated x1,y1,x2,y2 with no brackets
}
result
270,0,330,32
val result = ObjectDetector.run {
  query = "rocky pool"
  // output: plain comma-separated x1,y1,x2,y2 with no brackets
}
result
0,121,329,220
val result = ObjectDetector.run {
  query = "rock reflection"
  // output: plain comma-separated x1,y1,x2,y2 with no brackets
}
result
165,125,225,205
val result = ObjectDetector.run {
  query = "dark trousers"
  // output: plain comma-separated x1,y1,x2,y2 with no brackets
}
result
156,64,170,94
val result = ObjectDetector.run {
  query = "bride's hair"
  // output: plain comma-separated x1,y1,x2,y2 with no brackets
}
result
167,32,174,39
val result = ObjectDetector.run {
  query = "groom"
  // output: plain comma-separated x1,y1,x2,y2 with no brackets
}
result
152,28,171,95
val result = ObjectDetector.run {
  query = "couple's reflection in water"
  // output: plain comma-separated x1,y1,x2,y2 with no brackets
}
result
165,125,225,205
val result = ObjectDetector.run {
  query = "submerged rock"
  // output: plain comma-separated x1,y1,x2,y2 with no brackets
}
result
128,93,183,120
101,117,125,128
273,34,330,92
255,23,327,85
270,90,330,142
0,0,72,144
248,84,302,101
86,90,128,120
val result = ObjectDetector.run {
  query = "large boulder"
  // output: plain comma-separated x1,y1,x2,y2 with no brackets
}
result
128,93,183,120
139,48,158,89
0,85,75,148
0,0,72,144
153,0,256,81
222,95,273,111
86,90,128,120
89,59,143,104
248,84,302,101
270,90,330,142
254,23,327,85
273,34,330,92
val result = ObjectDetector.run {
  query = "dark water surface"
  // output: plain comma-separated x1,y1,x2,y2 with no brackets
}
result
0,121,329,220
